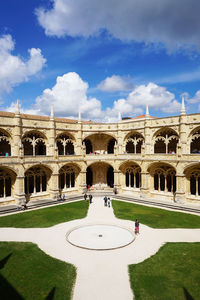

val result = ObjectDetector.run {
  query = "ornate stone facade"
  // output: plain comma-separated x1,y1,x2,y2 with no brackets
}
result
0,106,200,206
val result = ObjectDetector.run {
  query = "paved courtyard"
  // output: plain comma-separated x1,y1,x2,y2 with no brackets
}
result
0,197,200,300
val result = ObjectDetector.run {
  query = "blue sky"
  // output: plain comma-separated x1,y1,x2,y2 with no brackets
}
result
0,0,200,121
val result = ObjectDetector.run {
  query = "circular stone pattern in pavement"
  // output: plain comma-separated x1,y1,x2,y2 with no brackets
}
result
67,224,135,250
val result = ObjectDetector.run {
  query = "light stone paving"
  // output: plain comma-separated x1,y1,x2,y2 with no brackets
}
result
67,224,135,250
0,197,200,300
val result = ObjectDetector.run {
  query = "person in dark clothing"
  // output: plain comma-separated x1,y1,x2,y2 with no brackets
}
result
89,194,93,204
135,219,139,234
84,193,87,201
104,196,108,206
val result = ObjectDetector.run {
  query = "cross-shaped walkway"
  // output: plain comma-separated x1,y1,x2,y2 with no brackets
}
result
0,197,200,300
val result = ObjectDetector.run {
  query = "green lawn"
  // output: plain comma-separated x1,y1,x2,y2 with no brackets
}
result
129,243,200,300
0,201,89,228
0,242,76,300
112,200,200,228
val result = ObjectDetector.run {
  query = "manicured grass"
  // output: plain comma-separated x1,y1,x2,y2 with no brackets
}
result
0,242,76,300
129,243,200,300
0,201,89,228
112,200,200,228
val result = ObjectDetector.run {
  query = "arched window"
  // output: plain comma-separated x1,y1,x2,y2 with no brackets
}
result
0,169,13,197
125,134,144,154
59,166,76,189
190,129,200,154
56,134,74,155
153,167,176,193
154,129,179,154
22,132,46,156
125,165,141,188
0,131,11,156
25,167,47,194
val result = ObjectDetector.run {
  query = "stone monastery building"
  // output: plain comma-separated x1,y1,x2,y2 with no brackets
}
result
0,99,200,206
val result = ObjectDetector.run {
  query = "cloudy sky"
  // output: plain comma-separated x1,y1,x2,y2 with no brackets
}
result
0,0,200,122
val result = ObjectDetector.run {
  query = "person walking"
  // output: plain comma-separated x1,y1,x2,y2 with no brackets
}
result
107,197,111,208
135,219,139,234
89,194,93,204
84,193,87,201
62,193,66,202
104,196,107,206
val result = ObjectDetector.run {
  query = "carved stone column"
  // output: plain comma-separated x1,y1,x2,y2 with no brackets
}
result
140,171,149,199
14,176,26,205
174,173,186,203
49,172,60,200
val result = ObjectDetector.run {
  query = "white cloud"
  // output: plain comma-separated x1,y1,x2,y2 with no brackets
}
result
98,75,134,92
36,0,200,51
105,82,181,118
6,73,182,122
127,83,177,110
34,72,103,120
0,34,46,95
5,101,41,115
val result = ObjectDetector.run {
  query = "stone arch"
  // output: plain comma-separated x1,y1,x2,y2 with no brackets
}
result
184,163,200,196
153,127,179,154
0,129,11,156
83,132,117,140
148,162,176,192
119,161,141,188
56,131,75,140
22,130,46,156
189,127,200,154
0,167,16,198
86,162,114,188
124,131,144,154
83,133,117,155
56,133,75,155
24,164,52,197
58,163,80,190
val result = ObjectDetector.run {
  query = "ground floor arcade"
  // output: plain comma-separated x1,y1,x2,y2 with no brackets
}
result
0,161,199,205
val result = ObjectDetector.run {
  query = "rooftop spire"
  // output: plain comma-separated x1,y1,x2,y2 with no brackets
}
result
145,104,150,118
180,96,186,115
118,111,121,122
16,99,20,114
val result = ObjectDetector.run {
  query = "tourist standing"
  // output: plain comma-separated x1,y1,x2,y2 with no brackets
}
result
107,197,111,208
89,194,93,204
84,193,87,201
135,219,139,234
104,196,108,206
62,193,66,202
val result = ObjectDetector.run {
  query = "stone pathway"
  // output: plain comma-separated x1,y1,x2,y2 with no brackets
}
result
0,197,200,300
